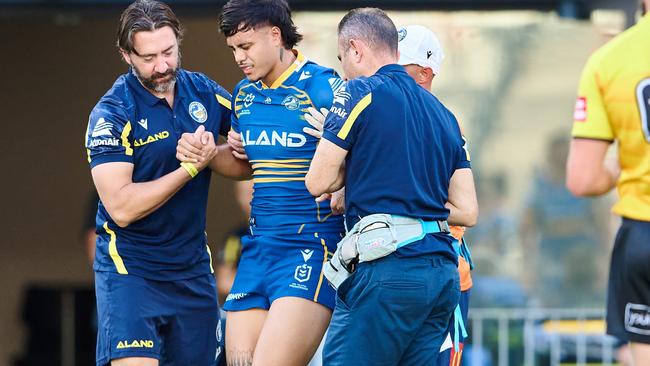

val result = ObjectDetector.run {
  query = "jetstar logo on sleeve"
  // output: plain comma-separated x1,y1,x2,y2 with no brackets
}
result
574,97,587,122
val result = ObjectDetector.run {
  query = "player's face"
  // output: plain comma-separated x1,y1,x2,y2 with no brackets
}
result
226,25,282,83
122,26,180,94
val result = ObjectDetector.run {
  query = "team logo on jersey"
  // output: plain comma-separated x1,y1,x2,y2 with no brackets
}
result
574,97,586,122
189,101,208,123
294,263,312,283
243,93,255,108
282,95,301,111
300,249,314,262
625,303,650,335
91,117,113,137
398,28,407,42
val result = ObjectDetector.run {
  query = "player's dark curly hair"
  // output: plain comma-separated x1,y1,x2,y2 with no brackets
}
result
219,0,302,49
117,0,184,55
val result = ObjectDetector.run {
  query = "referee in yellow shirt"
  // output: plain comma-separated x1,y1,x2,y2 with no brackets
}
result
566,1,650,362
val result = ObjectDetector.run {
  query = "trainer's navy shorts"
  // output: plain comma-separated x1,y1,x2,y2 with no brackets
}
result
95,272,222,366
223,232,340,311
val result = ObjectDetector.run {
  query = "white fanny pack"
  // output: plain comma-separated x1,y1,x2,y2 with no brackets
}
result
324,214,450,289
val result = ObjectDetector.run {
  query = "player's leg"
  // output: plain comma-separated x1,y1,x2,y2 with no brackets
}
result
221,235,270,365
606,219,650,366
226,309,267,365
251,233,337,366
437,290,470,366
630,342,650,364
95,272,164,366
252,297,331,366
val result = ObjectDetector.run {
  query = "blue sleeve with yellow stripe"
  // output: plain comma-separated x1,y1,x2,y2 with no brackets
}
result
85,99,134,168
322,78,372,150
211,82,233,137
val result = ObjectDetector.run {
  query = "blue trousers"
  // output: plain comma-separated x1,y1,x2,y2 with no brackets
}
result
323,253,460,365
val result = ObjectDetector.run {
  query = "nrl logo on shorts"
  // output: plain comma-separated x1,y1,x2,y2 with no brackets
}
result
282,95,300,111
294,264,312,283
189,101,208,123
625,303,650,335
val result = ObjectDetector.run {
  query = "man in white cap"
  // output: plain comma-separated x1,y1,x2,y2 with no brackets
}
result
397,24,444,90
398,24,476,366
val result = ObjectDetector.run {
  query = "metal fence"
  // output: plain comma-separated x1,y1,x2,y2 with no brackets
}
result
467,308,620,366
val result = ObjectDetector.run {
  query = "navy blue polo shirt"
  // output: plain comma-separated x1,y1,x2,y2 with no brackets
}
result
322,64,471,259
85,68,232,280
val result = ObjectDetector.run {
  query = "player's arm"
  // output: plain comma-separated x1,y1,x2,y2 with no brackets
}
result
446,168,478,227
176,133,252,180
306,79,365,196
306,139,347,196
93,162,192,227
566,138,618,196
565,56,618,197
93,126,217,227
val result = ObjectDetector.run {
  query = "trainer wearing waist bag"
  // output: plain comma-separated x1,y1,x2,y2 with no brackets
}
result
305,8,478,366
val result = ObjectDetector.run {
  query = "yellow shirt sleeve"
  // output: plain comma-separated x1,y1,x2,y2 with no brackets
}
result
571,56,614,141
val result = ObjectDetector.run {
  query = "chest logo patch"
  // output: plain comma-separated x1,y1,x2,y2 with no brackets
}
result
282,95,300,111
189,101,208,123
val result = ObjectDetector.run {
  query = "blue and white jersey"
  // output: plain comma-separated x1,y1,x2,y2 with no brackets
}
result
85,69,232,280
231,51,345,235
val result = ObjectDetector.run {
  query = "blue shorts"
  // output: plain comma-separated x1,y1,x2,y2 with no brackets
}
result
95,272,223,366
438,289,470,366
223,232,340,311
323,252,460,366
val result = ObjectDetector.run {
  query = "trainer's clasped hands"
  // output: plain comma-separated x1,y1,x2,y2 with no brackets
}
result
176,125,218,171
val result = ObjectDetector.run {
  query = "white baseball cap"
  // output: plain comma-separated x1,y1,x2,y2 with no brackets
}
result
397,25,444,75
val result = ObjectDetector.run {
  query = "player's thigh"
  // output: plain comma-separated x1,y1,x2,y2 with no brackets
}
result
111,357,158,366
253,298,331,366
225,309,267,364
252,297,332,366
